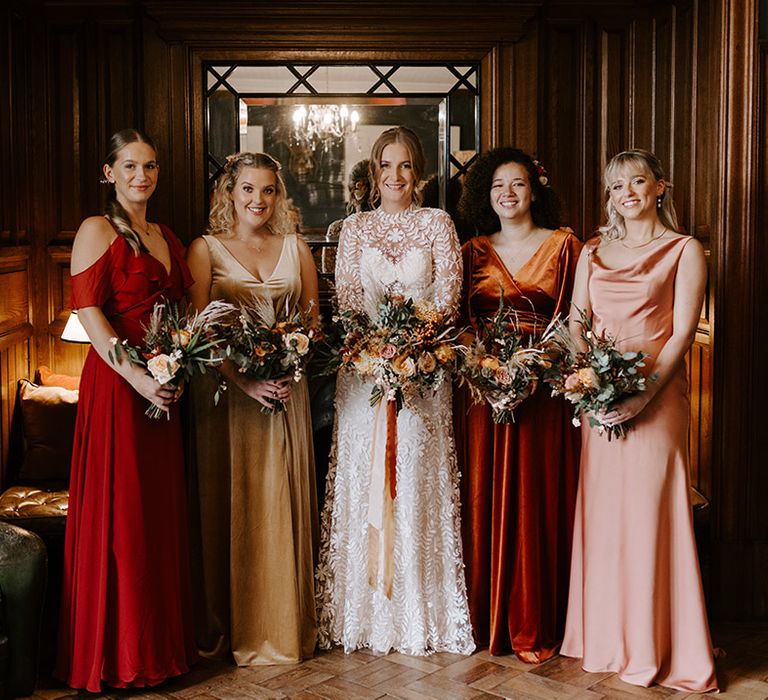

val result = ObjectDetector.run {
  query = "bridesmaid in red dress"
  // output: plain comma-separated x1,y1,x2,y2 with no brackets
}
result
455,147,581,662
56,129,198,691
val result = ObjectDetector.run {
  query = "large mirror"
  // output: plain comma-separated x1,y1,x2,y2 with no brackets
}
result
204,62,480,248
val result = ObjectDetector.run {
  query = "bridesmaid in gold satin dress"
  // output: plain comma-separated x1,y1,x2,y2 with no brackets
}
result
186,152,319,665
561,150,717,692
456,147,582,662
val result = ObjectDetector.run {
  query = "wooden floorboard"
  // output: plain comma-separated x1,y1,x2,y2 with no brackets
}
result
26,624,768,699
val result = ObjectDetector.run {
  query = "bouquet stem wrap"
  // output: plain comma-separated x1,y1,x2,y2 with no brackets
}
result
367,397,399,599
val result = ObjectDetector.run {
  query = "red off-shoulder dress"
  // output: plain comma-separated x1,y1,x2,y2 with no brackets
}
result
56,226,198,691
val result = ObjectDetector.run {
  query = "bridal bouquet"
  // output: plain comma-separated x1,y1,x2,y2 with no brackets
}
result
542,311,656,439
334,293,463,409
221,296,318,413
109,299,229,419
458,299,545,423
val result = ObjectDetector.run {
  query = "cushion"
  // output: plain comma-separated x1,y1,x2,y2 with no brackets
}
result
16,380,78,487
0,486,68,539
38,365,80,391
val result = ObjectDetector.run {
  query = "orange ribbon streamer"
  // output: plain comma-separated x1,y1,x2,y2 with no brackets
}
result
385,398,398,499
368,396,399,599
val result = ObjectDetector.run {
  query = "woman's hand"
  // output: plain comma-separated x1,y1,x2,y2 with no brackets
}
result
128,368,178,414
599,392,653,427
239,375,294,409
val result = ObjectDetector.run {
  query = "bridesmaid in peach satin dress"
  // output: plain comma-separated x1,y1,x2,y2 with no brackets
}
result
455,148,582,662
560,150,717,692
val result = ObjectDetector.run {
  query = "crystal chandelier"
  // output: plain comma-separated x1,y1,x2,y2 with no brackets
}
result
291,104,359,153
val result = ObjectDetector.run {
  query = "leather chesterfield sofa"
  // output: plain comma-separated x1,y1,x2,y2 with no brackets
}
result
0,522,47,699
0,376,77,688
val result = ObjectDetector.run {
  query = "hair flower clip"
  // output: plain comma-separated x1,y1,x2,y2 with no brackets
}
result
533,158,549,187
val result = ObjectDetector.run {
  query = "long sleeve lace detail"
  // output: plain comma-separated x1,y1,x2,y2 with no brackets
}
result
334,215,365,313
333,207,463,320
316,205,475,657
427,210,462,320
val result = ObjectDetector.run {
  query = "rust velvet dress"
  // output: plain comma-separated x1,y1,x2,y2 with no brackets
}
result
456,228,582,661
56,226,198,692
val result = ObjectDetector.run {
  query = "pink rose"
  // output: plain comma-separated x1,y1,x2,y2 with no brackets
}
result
147,353,180,385
495,366,513,386
380,343,397,360
564,372,581,391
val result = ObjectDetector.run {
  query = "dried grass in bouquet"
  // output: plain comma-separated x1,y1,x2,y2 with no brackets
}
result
220,294,318,414
334,292,463,411
458,297,546,424
109,298,230,419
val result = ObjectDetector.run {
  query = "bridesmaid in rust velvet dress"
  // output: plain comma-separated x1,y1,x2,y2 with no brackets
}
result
56,129,197,691
456,147,581,662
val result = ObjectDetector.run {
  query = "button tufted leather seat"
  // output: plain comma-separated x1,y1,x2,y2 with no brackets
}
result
0,486,68,540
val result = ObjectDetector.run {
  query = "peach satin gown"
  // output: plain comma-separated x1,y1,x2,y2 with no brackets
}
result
561,236,717,692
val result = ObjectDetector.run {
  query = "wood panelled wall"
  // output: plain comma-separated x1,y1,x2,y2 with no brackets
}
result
1,0,763,620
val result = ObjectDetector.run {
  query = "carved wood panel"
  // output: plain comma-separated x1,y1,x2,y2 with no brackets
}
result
0,248,32,485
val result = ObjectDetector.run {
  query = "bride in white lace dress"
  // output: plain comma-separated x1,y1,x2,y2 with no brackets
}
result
316,127,475,656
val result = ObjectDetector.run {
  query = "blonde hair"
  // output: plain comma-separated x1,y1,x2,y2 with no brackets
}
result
103,128,157,255
207,152,294,236
599,149,680,241
368,127,426,207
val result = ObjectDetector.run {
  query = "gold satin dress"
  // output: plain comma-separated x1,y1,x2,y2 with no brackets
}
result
189,233,318,665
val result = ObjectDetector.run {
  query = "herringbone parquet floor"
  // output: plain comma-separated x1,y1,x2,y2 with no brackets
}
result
26,623,768,700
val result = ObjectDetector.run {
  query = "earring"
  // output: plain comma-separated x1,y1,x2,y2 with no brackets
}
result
656,195,663,210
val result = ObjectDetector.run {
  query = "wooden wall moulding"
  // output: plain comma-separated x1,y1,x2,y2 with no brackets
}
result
0,249,31,344
0,339,31,488
47,246,75,337
142,0,543,45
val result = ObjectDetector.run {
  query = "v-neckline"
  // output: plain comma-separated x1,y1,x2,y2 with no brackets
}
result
212,234,288,283
146,224,172,277
485,231,554,282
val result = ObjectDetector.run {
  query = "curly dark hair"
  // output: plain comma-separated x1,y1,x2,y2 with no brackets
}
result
458,147,562,235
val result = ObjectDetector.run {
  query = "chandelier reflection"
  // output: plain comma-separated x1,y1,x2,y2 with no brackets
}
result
291,104,359,153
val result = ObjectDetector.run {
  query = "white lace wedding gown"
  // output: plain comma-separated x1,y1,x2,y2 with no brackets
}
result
316,206,475,656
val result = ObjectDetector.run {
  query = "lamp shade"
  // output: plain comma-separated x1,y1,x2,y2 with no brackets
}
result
61,310,90,343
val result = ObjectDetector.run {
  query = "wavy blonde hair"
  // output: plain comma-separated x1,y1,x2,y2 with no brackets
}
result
368,127,426,208
599,149,680,241
207,152,294,236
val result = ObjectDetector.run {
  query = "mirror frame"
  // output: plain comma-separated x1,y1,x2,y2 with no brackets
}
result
203,61,481,241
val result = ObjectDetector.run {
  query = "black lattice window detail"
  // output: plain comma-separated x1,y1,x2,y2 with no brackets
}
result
204,61,480,243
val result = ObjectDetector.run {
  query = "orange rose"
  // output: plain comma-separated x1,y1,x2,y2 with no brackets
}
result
171,328,191,348
434,344,456,364
417,352,437,373
392,354,416,377
577,367,600,389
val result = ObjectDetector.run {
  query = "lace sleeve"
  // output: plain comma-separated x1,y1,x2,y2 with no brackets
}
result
335,214,364,313
429,210,463,321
